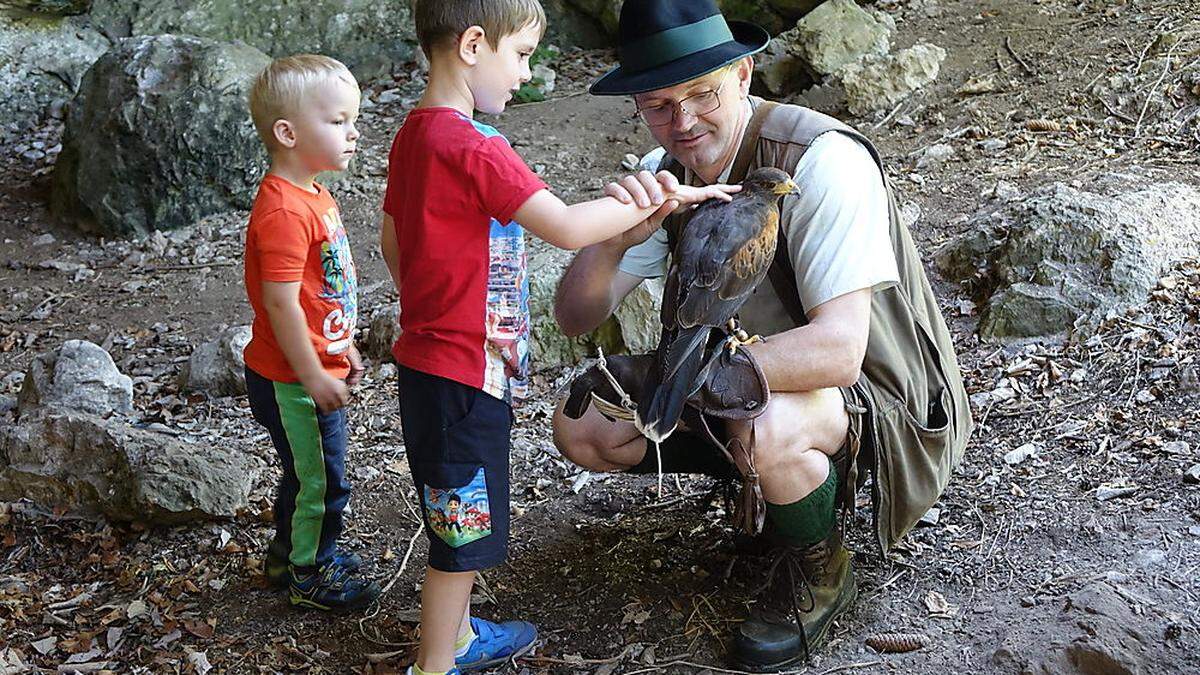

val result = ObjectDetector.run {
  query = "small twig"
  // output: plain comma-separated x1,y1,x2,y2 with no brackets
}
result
1096,96,1137,124
380,523,425,597
366,646,419,664
135,261,238,273
1004,37,1035,75
1134,40,1182,137
871,101,906,130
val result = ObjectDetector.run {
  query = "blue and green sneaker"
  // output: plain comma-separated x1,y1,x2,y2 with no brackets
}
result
288,563,379,612
265,543,363,588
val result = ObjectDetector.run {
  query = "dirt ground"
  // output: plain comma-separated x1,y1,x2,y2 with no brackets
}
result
2,0,1199,673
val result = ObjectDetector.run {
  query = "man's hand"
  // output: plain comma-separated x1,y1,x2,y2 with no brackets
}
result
346,343,366,388
302,370,350,414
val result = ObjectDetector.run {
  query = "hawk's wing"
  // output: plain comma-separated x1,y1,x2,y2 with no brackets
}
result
671,196,780,329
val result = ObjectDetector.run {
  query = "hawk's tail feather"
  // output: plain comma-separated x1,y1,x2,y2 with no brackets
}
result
635,325,710,443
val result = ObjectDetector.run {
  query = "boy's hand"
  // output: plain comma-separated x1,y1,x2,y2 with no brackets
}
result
302,370,350,413
346,343,366,388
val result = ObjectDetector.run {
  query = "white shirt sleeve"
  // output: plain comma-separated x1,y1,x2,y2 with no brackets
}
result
617,147,670,279
784,131,898,312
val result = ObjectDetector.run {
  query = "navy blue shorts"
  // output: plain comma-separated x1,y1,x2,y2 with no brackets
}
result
397,365,512,572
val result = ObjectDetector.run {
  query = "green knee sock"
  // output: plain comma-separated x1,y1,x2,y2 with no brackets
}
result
766,456,837,548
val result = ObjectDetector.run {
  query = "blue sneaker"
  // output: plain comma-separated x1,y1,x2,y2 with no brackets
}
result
456,617,538,671
289,563,380,612
266,543,363,588
405,669,460,675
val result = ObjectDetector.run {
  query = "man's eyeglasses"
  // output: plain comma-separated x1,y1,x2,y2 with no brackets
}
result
634,67,734,128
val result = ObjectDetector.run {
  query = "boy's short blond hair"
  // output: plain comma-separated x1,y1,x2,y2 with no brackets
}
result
414,0,547,57
249,54,358,151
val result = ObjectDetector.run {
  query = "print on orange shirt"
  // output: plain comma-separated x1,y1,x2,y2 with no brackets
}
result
318,207,357,356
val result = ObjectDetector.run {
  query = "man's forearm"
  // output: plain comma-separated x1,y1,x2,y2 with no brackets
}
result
745,323,865,393
554,241,626,337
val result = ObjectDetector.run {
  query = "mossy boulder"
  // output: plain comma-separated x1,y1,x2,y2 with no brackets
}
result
51,34,270,237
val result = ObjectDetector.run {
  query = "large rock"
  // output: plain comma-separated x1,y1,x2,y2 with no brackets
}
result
0,15,108,140
753,24,815,97
839,43,946,115
0,410,261,523
793,0,893,78
936,181,1200,340
0,0,89,16
180,325,251,396
51,34,270,237
565,0,791,38
18,340,132,417
527,241,664,368
89,0,415,79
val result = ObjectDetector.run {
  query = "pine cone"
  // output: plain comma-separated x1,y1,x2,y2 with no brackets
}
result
865,632,931,653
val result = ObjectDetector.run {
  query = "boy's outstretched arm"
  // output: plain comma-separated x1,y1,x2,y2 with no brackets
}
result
514,171,739,250
261,280,350,413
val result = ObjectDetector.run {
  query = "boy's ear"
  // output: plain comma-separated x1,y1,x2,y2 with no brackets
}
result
272,119,297,149
457,25,487,65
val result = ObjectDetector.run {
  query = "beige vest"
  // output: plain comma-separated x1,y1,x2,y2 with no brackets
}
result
663,98,973,552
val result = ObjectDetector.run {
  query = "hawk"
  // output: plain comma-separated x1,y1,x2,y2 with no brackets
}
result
635,166,800,443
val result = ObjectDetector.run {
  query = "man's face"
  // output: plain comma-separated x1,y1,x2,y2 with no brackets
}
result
633,58,751,175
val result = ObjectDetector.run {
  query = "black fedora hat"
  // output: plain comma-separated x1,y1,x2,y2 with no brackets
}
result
590,0,770,96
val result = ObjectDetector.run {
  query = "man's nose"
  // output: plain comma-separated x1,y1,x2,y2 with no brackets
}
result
671,104,698,132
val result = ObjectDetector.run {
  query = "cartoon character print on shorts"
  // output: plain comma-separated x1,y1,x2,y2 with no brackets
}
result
423,467,493,548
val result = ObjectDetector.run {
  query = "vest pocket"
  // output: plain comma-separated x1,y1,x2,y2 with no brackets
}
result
873,386,954,551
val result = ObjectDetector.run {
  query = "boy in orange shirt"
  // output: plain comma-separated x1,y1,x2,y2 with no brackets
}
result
243,54,379,611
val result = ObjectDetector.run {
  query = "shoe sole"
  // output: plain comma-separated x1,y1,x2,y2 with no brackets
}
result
457,632,539,672
733,577,859,672
288,587,380,613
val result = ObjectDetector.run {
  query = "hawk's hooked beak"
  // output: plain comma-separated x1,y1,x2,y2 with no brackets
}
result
774,178,802,197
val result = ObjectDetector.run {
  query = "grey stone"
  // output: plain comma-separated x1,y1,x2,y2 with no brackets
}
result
363,305,399,363
1004,442,1039,465
1,371,23,392
0,410,261,523
1133,548,1167,570
179,325,251,396
0,0,89,15
753,25,815,97
793,0,894,78
916,142,956,169
89,0,416,79
527,241,663,368
1185,464,1200,484
17,340,132,417
839,43,946,116
0,15,109,140
0,395,14,415
936,181,1200,340
51,34,270,237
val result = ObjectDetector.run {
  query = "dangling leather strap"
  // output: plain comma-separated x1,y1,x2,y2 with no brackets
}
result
729,101,778,184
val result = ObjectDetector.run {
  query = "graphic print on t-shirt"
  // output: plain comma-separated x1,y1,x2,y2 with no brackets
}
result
483,218,530,401
318,207,358,356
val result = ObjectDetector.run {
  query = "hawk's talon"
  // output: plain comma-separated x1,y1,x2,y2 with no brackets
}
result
725,333,764,355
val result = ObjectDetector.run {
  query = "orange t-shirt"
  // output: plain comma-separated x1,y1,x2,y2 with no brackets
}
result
243,175,358,382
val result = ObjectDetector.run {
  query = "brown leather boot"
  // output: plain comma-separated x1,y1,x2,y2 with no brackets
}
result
731,531,857,671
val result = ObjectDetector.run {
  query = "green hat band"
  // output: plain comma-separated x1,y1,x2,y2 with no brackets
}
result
620,14,734,73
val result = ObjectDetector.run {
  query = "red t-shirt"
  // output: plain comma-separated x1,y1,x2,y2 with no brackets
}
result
382,108,547,401
243,175,359,382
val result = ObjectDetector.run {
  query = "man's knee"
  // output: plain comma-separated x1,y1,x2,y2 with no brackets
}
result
551,404,618,471
748,389,849,470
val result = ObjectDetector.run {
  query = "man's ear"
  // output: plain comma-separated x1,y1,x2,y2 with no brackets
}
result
737,56,754,98
458,25,487,65
272,119,297,149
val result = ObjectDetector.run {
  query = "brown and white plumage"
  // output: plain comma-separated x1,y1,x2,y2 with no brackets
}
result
635,167,800,443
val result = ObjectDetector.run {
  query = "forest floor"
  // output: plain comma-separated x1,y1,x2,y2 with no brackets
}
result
2,0,1199,673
